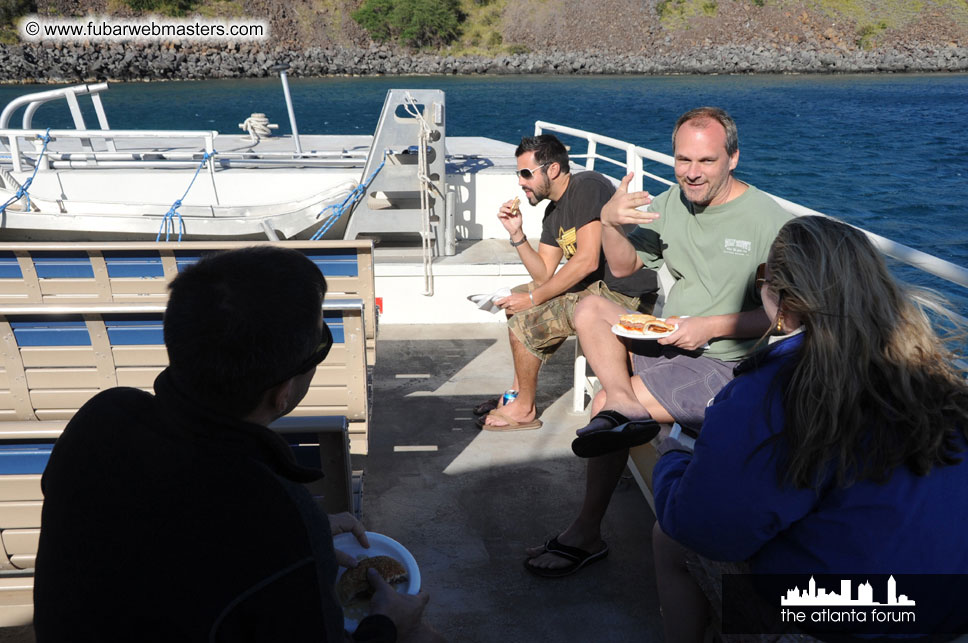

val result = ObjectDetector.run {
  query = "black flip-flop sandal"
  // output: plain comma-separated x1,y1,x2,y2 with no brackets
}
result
571,410,660,458
523,536,609,578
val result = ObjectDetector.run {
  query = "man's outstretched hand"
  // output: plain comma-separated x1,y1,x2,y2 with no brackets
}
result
601,173,657,227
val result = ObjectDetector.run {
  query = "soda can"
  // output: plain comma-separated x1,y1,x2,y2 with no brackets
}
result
502,389,519,406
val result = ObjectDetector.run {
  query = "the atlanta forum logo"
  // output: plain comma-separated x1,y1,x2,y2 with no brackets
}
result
780,575,916,626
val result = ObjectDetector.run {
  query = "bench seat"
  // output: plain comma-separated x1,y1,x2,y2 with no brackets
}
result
0,240,377,364
0,414,355,626
0,299,369,452
0,240,376,628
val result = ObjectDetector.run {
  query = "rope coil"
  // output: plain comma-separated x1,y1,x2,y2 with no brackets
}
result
238,113,279,143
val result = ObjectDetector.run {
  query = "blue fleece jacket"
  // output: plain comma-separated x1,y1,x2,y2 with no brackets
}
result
653,334,968,635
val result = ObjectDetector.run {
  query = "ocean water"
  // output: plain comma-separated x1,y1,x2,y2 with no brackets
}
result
1,73,966,310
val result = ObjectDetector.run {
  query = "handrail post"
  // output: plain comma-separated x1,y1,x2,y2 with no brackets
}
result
272,63,302,156
206,133,220,206
9,135,22,172
586,140,597,171
628,146,643,192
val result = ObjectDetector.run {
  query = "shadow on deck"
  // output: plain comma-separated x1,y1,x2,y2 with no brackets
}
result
360,323,663,642
0,323,663,643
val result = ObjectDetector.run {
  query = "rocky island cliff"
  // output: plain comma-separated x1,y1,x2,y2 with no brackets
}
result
1,0,966,82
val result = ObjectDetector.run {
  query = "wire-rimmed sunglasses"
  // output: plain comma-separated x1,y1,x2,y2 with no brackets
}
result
516,162,550,180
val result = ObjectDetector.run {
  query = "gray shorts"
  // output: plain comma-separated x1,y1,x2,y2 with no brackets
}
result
631,346,735,432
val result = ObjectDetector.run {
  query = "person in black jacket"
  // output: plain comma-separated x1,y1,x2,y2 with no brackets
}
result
34,246,439,642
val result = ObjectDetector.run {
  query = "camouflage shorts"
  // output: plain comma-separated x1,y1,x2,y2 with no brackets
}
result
507,280,655,362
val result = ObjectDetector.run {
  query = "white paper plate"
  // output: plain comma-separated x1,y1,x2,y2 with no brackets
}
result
610,322,677,340
467,287,512,314
334,531,420,632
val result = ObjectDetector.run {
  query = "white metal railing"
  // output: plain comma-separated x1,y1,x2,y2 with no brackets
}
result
0,130,368,172
0,82,111,131
0,128,217,173
536,120,675,194
535,121,968,315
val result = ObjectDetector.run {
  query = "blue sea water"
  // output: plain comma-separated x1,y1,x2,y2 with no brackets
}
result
1,73,966,309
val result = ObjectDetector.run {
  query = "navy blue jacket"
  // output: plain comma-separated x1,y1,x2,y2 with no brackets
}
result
654,334,968,637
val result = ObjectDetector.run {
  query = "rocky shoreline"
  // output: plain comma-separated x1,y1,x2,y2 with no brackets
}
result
2,41,967,83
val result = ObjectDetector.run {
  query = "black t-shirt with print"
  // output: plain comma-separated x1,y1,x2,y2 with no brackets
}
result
539,171,658,297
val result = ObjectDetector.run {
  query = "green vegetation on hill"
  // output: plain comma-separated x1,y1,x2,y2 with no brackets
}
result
352,0,525,54
1,0,35,22
193,0,244,19
452,0,511,53
0,0,35,44
117,0,197,15
352,0,464,48
656,0,719,28
810,0,968,48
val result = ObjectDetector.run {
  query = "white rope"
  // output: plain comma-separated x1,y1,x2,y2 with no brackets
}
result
403,93,436,297
238,113,279,144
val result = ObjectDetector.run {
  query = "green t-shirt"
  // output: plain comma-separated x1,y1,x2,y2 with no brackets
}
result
627,184,792,362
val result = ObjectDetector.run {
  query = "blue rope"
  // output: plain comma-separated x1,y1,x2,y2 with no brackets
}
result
310,151,388,241
0,129,52,215
157,150,216,242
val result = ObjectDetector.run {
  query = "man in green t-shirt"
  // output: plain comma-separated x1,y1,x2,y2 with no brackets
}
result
525,107,791,577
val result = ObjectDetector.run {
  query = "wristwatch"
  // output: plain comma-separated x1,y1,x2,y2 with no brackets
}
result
510,234,528,247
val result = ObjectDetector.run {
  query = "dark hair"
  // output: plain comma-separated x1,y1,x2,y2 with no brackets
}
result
164,246,327,417
515,134,570,175
766,216,968,489
672,107,739,157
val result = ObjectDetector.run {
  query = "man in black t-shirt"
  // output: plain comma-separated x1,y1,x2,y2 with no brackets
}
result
478,134,658,430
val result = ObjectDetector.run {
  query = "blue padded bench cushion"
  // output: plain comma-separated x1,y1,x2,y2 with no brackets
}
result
0,442,56,475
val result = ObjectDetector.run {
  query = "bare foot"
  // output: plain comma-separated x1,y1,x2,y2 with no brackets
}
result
484,397,536,427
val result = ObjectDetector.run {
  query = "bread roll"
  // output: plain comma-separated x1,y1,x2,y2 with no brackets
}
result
618,313,657,331
619,313,675,334
337,555,408,605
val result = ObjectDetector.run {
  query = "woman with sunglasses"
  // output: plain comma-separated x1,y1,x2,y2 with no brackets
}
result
650,216,968,641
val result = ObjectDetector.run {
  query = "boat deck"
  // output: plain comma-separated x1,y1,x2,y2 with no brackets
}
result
0,322,663,642
362,323,663,641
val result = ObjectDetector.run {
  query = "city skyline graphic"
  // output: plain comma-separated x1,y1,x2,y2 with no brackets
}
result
781,576,916,607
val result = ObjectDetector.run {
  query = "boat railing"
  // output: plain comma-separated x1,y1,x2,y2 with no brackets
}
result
535,120,968,335
0,82,112,132
535,120,676,194
0,128,369,173
0,128,218,174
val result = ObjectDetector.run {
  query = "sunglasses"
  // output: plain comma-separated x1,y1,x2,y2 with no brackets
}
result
755,263,769,290
516,162,550,180
287,322,333,381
